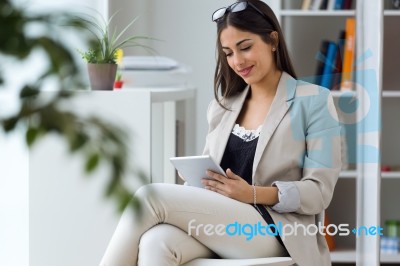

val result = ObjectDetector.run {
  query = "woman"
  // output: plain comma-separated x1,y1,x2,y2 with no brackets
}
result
100,1,342,265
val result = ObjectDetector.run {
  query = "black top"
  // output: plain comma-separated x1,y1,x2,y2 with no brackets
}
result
220,133,258,184
220,132,286,249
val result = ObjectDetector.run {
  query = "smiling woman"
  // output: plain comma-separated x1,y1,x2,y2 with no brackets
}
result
99,1,342,266
219,27,280,111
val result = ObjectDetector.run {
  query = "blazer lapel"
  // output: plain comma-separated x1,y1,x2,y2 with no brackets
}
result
214,86,250,164
252,72,297,178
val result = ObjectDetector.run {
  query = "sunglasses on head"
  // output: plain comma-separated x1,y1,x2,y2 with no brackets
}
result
212,1,269,23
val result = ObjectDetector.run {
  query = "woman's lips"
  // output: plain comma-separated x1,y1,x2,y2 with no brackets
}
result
238,66,253,77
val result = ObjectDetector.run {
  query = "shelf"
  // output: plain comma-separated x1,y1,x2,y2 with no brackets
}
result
280,10,400,17
384,10,400,16
330,90,400,98
383,91,400,97
331,249,400,263
338,171,400,179
280,10,355,16
339,170,357,178
381,171,400,179
381,253,400,263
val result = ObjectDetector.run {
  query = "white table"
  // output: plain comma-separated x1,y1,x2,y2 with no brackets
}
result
29,87,196,266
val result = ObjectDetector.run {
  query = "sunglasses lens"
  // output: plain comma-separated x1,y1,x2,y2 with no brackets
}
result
230,2,248,13
212,8,227,22
212,2,249,22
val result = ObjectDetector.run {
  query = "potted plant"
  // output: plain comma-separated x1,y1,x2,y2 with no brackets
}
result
78,13,153,90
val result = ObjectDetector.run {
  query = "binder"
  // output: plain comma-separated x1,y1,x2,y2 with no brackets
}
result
340,18,356,91
320,41,338,89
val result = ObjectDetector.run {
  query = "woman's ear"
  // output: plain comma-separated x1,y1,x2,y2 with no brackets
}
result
270,31,279,50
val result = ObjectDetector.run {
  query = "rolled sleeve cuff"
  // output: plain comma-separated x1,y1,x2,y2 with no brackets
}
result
271,181,300,213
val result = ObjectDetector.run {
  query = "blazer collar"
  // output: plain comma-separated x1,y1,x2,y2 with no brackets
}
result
214,72,296,171
252,72,296,179
214,85,250,164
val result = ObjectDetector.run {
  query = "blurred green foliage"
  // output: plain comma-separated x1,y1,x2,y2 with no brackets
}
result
0,0,144,213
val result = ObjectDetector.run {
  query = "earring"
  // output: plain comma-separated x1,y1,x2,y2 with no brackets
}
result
272,47,276,52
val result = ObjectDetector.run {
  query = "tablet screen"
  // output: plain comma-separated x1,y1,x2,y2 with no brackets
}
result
170,155,226,188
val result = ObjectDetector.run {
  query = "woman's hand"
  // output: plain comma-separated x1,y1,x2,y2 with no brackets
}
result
202,168,252,203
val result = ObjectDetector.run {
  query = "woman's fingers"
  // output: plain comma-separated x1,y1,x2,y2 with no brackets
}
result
202,178,223,188
202,170,227,191
226,168,240,179
206,170,226,183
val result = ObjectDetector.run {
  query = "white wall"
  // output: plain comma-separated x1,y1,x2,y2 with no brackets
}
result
0,1,108,265
109,0,233,154
0,129,29,266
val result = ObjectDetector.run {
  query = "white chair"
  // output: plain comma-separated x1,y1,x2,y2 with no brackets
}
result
181,257,293,266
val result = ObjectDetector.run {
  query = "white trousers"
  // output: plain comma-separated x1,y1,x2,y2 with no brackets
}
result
99,183,286,266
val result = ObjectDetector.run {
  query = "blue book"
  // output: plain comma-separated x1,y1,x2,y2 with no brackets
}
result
334,0,343,9
320,41,338,89
314,41,329,85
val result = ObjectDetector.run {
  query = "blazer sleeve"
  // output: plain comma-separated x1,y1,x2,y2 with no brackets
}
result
202,99,220,155
293,89,342,215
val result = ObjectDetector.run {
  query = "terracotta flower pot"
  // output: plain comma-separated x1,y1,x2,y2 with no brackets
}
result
87,63,118,91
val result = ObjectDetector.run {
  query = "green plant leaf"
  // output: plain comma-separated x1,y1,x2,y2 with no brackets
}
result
85,153,100,173
69,132,88,152
2,117,18,132
75,11,157,64
26,127,39,147
20,86,39,99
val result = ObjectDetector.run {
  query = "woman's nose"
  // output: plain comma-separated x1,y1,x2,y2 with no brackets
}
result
233,53,245,67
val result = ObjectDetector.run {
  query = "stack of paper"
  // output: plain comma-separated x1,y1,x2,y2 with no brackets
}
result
121,56,179,71
120,56,190,88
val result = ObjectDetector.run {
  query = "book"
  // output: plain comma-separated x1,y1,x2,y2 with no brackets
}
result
324,211,336,251
340,18,356,91
320,0,329,9
320,41,338,89
301,0,312,10
334,0,343,10
342,0,353,9
310,0,323,10
331,30,346,90
327,0,336,10
314,41,330,85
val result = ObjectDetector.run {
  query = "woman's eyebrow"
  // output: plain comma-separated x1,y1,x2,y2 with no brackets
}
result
222,39,252,49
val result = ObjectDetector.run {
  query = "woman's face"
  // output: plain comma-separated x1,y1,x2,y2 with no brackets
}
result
220,25,277,86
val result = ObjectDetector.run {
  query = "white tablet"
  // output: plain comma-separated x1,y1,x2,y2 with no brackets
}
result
169,155,227,188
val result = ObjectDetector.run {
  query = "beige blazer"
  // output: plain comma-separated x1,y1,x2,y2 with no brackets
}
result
203,72,342,266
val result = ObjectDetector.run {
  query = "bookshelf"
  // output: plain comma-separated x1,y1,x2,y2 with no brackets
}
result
267,0,400,264
280,10,355,16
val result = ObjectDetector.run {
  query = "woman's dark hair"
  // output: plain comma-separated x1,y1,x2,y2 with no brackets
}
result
214,0,296,103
